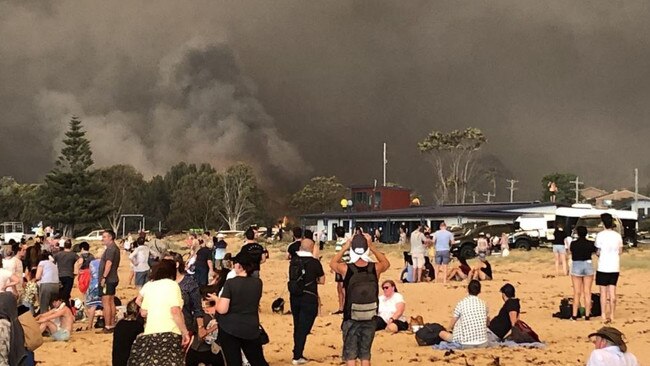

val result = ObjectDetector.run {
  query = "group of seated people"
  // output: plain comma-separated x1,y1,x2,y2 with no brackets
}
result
373,278,515,341
446,254,492,282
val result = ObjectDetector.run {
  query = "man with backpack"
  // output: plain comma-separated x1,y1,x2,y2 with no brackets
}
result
288,238,325,365
330,227,390,366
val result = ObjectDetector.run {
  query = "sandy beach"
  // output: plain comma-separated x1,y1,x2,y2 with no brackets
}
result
34,239,650,366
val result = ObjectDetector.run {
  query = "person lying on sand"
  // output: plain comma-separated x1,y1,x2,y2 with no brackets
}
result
36,294,73,341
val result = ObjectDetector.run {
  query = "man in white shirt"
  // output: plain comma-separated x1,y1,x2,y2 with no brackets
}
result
594,213,623,323
587,326,638,366
409,224,426,283
439,280,489,348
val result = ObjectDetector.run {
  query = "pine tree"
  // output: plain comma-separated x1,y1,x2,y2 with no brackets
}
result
40,116,107,236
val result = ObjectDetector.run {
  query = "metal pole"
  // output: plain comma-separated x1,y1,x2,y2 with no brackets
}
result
383,142,387,187
635,168,639,211
122,216,125,239
506,179,518,203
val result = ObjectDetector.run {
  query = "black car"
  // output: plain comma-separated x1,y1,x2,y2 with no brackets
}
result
451,223,515,259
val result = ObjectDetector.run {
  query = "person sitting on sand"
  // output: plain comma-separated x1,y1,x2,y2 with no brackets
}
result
36,294,73,342
375,280,408,333
488,284,520,341
446,257,471,282
468,254,492,281
438,280,489,349
112,299,144,366
587,326,638,366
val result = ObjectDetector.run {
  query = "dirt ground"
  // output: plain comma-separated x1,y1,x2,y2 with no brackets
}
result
35,239,650,365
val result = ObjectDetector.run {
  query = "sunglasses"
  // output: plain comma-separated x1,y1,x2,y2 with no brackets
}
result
382,286,392,290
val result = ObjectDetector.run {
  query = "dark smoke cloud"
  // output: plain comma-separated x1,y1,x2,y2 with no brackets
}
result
2,1,650,200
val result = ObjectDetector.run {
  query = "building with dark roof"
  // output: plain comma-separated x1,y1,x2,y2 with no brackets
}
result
302,201,557,242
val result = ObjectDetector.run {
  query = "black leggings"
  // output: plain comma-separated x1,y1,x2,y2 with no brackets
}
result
217,329,268,366
186,348,225,366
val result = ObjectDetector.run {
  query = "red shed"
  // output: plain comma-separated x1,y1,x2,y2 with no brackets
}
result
349,185,412,212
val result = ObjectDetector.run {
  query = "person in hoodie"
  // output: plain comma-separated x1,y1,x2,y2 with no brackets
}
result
488,283,520,340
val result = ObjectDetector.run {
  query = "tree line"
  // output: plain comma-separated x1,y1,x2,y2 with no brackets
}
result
0,117,267,236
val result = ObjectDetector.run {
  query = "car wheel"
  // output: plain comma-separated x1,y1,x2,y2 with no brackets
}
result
460,244,476,260
515,239,532,251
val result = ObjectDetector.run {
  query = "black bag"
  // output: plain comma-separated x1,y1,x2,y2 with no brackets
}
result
271,298,285,314
590,293,601,317
555,298,572,319
287,257,315,296
415,323,446,346
259,325,269,345
346,263,378,321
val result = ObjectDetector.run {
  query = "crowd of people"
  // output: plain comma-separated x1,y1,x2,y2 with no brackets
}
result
0,212,640,366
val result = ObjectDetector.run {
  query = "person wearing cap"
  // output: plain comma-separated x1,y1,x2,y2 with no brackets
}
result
595,213,623,323
213,251,268,366
330,227,390,366
587,326,638,366
409,224,427,283
212,233,228,270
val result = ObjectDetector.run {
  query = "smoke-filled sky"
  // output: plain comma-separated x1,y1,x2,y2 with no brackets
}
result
2,1,650,202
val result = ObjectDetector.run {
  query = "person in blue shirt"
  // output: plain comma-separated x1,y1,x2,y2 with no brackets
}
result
433,222,454,284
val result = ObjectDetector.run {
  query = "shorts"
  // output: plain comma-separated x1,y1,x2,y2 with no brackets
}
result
595,271,619,286
373,316,409,332
335,273,344,283
52,329,70,342
552,245,566,254
435,250,451,265
100,281,118,297
135,271,149,287
341,319,376,361
571,260,594,277
411,253,425,269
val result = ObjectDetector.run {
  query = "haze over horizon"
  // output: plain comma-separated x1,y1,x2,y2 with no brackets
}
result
2,1,650,203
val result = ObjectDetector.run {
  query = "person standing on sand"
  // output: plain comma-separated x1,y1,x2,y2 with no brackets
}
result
288,238,325,365
330,229,390,366
568,226,597,321
409,224,426,283
433,222,454,283
595,213,623,324
552,221,569,276
98,229,120,333
333,226,350,315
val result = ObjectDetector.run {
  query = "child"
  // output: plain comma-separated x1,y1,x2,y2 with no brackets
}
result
112,299,144,366
20,269,39,315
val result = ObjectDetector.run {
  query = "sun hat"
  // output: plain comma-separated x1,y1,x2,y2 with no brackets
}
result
588,327,627,352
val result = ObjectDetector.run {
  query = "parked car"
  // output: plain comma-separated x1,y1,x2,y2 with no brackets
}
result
75,230,105,241
451,223,515,259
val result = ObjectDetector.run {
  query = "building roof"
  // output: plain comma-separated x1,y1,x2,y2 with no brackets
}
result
594,189,650,202
581,187,608,200
301,201,554,220
348,184,412,191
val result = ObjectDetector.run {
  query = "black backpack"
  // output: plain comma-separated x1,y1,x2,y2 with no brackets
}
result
288,257,315,296
415,323,446,346
345,263,378,321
